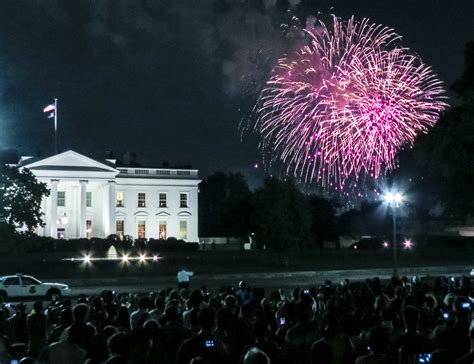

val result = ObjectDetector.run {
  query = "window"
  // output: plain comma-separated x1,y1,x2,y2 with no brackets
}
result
21,277,40,285
180,193,188,208
116,220,124,239
116,192,124,207
57,228,65,239
159,193,167,208
179,220,187,240
138,193,146,208
57,191,65,207
86,192,92,207
3,277,19,285
86,220,92,239
138,220,146,239
159,221,167,239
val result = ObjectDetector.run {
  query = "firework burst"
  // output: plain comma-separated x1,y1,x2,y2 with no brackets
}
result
249,15,448,189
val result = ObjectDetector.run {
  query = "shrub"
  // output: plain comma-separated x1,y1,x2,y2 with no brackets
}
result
0,227,200,256
144,238,199,252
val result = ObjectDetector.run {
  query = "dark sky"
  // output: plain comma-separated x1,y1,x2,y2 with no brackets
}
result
0,0,472,185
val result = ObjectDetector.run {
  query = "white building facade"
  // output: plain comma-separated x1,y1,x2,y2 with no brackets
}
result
17,151,200,242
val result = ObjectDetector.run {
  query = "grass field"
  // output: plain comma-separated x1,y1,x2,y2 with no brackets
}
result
0,245,470,279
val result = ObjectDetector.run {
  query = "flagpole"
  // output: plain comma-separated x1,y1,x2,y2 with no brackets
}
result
54,98,58,154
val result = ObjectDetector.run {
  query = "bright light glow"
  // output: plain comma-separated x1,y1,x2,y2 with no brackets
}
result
403,239,413,249
384,191,403,205
62,255,161,263
383,241,389,248
353,245,358,250
394,193,402,203
384,192,395,203
60,213,69,225
248,15,447,190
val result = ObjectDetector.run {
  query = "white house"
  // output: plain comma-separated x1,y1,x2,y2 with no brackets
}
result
15,150,200,242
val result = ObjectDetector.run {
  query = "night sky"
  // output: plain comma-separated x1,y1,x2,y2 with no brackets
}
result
0,0,472,185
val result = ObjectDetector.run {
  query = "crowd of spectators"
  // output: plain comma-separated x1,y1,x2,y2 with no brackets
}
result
0,275,473,363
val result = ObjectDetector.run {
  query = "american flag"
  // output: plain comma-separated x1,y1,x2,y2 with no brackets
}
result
43,103,55,113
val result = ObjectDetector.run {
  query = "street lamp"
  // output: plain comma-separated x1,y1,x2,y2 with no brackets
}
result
384,191,403,277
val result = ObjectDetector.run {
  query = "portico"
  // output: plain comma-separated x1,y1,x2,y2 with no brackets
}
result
42,179,116,239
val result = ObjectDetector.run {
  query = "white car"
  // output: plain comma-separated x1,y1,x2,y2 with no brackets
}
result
0,274,71,300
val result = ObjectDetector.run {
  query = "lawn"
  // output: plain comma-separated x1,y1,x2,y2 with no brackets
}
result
1,245,471,280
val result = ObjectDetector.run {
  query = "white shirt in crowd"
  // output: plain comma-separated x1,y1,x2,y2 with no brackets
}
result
177,270,194,283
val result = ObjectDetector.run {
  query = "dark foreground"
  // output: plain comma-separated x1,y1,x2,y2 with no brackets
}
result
1,267,473,364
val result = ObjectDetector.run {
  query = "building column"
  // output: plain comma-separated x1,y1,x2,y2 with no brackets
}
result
192,187,199,242
79,180,87,238
40,196,47,236
50,179,59,238
108,181,116,237
103,181,116,237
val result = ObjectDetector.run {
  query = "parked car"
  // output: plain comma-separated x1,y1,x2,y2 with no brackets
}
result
0,274,71,300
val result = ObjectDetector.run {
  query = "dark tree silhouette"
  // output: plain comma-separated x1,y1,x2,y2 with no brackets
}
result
198,172,253,238
396,41,474,215
0,166,50,232
253,178,312,250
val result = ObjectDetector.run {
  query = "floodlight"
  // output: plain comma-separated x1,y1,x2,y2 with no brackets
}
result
403,239,413,249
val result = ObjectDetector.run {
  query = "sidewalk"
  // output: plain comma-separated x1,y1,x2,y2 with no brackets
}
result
61,264,472,287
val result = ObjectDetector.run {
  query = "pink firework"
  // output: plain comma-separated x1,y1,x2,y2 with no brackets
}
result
251,16,448,188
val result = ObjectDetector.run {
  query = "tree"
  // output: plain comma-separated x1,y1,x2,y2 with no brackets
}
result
395,41,474,215
253,178,312,250
309,196,338,249
198,172,253,238
337,201,391,241
0,166,50,232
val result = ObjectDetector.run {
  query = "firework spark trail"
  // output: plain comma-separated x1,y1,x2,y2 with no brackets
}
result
249,15,448,190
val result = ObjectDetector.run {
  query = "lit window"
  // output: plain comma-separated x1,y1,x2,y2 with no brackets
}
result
159,193,167,208
86,192,92,207
179,220,187,240
116,192,124,207
86,220,92,239
159,221,167,239
138,193,146,208
138,220,146,239
57,191,65,207
116,220,124,239
180,193,188,208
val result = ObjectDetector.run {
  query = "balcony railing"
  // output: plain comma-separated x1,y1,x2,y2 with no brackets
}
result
117,167,198,178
